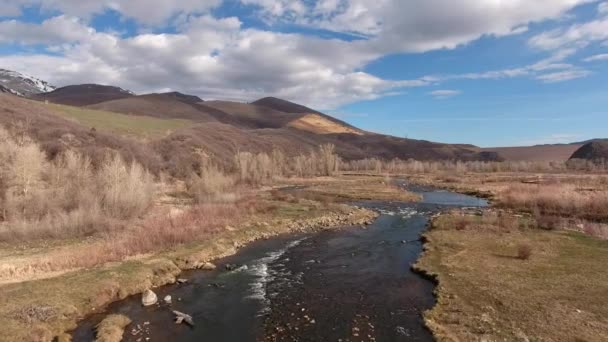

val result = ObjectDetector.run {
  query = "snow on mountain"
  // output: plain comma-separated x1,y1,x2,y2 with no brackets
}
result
0,69,55,96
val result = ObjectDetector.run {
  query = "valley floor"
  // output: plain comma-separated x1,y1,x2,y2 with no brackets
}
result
2,172,608,341
0,176,404,342
411,171,608,341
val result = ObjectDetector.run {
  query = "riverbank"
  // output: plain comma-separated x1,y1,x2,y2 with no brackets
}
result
415,209,608,341
1,176,412,342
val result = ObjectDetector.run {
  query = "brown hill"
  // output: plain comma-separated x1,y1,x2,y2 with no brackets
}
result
32,84,134,106
87,93,238,124
0,93,160,171
204,100,297,128
2,89,498,178
252,96,322,114
481,144,582,162
252,97,363,134
570,141,608,160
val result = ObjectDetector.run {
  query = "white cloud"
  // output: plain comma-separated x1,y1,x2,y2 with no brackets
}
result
599,2,608,15
535,69,591,83
583,53,608,61
529,18,608,51
429,89,461,99
244,0,593,52
0,0,599,109
3,0,221,25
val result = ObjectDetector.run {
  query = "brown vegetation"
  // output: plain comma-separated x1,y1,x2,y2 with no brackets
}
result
416,211,608,341
0,126,154,241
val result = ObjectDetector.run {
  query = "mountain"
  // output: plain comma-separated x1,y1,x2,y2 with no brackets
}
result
570,141,608,161
33,84,134,106
0,69,55,96
6,77,498,171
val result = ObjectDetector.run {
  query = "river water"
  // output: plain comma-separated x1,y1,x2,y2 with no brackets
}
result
72,184,486,341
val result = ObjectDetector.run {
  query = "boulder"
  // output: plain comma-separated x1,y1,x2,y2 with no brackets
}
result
200,262,217,271
141,289,158,306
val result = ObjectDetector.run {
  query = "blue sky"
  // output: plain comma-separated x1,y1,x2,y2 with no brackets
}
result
0,0,607,147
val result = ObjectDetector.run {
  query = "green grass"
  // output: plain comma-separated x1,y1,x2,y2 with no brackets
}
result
49,104,193,139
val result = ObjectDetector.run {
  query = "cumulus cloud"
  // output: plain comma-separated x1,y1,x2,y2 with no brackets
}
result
0,0,599,108
3,0,221,25
0,15,92,45
429,90,461,99
244,0,592,52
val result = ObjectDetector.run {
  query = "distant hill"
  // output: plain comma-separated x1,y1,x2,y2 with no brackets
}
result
87,92,229,122
3,75,499,169
481,144,583,162
33,84,134,106
570,141,608,160
0,69,55,96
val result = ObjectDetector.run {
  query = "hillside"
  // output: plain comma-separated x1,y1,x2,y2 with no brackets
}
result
481,144,583,162
570,141,608,160
253,97,364,134
33,84,134,106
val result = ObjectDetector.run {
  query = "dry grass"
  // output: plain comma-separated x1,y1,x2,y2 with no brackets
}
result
49,103,193,139
0,126,154,242
416,211,608,341
499,183,608,222
187,163,237,203
95,314,131,342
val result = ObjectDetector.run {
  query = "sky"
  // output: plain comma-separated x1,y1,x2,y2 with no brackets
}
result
0,0,607,147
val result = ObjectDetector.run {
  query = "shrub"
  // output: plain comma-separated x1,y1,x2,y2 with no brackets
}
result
188,163,236,202
0,126,156,242
517,244,532,260
98,153,155,219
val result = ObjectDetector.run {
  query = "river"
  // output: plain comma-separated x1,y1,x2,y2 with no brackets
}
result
72,184,487,341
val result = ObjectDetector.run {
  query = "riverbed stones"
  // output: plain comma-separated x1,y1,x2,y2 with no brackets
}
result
141,289,158,306
164,295,172,304
200,262,217,271
173,310,194,326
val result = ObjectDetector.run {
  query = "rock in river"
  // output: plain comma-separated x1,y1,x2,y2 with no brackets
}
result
200,262,217,271
141,289,158,306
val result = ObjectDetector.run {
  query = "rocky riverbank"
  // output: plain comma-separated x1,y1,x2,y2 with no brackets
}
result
1,203,377,342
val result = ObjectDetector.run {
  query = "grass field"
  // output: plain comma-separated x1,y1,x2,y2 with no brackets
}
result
416,211,608,341
48,103,193,139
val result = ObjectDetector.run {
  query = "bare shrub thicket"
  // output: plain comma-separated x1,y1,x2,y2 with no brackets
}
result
500,184,608,221
235,144,340,184
0,126,155,241
342,158,608,174
188,161,236,203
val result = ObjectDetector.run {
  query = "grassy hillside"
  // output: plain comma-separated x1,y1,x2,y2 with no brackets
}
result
49,103,194,139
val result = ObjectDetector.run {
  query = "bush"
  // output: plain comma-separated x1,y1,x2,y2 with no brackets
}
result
517,244,533,260
188,163,236,202
0,126,155,241
98,153,155,219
